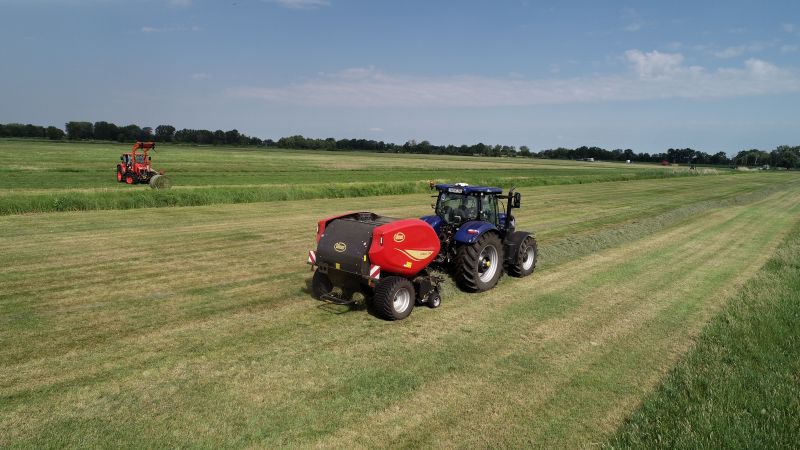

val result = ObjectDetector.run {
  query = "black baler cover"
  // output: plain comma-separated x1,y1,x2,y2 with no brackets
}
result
316,218,378,276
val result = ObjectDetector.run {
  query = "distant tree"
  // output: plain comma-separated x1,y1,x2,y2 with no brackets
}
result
155,125,176,142
224,129,240,145
46,126,65,140
213,130,226,145
710,151,729,165
116,124,142,142
65,121,93,140
775,146,800,169
93,121,118,141
519,145,531,157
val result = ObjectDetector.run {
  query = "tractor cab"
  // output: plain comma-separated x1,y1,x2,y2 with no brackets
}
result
433,184,503,226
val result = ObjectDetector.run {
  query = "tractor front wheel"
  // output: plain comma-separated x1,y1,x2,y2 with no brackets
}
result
125,174,135,185
455,232,504,292
373,276,415,320
116,168,124,182
508,235,538,278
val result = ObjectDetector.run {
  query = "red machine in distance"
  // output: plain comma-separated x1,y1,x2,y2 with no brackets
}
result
116,141,169,187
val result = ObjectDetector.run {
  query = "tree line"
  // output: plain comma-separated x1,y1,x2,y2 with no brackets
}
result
1,121,798,168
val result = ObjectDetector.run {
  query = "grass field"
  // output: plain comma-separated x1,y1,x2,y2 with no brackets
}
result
0,139,717,214
1,140,799,447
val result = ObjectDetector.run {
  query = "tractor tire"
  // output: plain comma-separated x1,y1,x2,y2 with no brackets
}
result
507,235,538,278
311,270,333,300
116,167,124,182
373,276,415,320
455,232,504,292
125,174,135,185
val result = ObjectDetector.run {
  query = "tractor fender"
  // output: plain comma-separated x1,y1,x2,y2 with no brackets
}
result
454,221,499,245
420,215,443,234
503,231,531,263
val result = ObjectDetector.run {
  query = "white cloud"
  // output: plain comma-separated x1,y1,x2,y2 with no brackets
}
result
782,44,799,53
784,23,797,33
228,52,800,108
624,50,686,79
266,0,330,9
744,58,779,76
624,23,641,32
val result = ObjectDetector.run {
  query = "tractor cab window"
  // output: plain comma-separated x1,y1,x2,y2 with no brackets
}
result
123,154,131,165
135,155,145,164
436,192,478,223
480,195,499,225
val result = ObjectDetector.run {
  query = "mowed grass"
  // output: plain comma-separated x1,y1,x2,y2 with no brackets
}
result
607,223,800,449
2,173,799,447
0,139,722,214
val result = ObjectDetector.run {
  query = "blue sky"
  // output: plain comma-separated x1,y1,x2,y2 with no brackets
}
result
1,0,799,154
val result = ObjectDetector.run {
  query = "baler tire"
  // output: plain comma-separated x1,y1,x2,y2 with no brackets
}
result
311,270,333,300
373,276,415,321
455,232,504,292
428,291,441,309
508,235,538,278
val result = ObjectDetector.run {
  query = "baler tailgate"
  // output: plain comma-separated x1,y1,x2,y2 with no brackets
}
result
316,219,375,275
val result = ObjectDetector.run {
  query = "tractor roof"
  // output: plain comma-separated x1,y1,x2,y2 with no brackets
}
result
132,141,156,151
434,183,503,195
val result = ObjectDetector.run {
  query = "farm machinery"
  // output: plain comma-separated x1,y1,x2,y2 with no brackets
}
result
307,183,537,320
116,141,171,188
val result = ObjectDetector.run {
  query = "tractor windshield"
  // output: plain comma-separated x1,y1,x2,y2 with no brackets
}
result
436,192,478,223
135,155,145,164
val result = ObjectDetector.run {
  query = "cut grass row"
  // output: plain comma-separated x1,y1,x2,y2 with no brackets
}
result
0,168,718,215
607,221,800,449
2,175,799,447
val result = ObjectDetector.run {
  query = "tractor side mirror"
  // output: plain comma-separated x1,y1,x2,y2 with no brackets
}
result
120,156,123,161
148,156,151,161
512,192,521,208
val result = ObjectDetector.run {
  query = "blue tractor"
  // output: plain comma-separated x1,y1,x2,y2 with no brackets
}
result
421,183,538,292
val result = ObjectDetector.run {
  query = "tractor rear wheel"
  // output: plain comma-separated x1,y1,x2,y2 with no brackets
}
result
311,270,333,300
125,174,135,185
455,232,504,292
373,276,415,320
508,235,538,278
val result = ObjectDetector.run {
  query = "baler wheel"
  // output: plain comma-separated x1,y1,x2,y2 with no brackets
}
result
508,235,538,278
455,232,504,292
428,291,441,308
373,276,415,320
311,270,333,300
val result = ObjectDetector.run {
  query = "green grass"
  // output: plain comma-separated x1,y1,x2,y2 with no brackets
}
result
0,139,726,214
2,170,800,447
606,223,800,449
